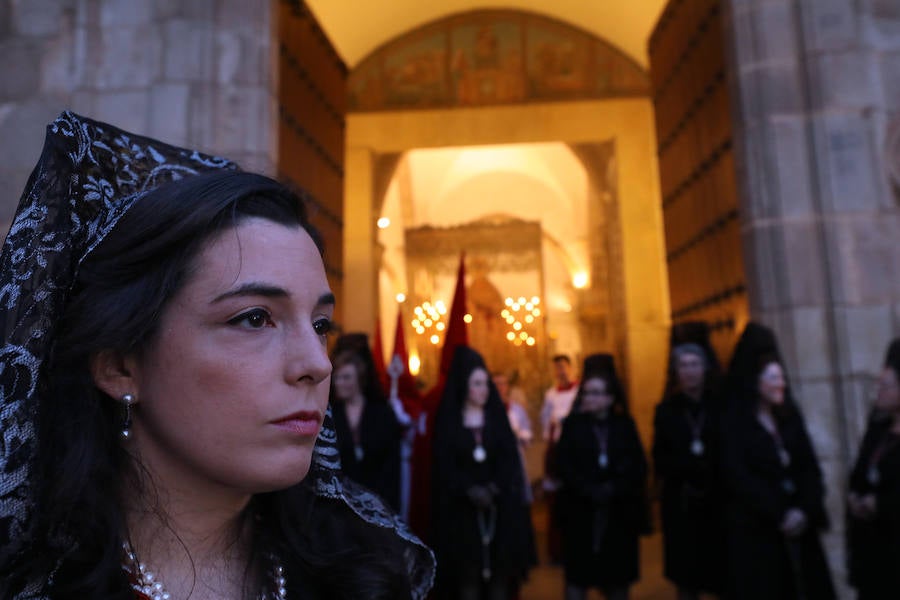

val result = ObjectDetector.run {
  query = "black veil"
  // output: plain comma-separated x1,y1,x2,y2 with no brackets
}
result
725,321,797,419
571,353,629,416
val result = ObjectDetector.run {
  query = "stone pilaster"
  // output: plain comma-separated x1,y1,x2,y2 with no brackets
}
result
725,0,900,595
0,0,278,235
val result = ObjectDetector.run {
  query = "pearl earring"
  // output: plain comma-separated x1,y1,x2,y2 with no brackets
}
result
120,393,136,440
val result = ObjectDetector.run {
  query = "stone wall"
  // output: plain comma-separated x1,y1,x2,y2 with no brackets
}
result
0,0,277,235
724,0,900,594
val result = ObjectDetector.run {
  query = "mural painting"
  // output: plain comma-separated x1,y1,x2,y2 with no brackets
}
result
348,10,650,111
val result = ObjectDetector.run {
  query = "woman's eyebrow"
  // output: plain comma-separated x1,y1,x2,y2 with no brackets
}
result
317,292,336,307
211,282,289,304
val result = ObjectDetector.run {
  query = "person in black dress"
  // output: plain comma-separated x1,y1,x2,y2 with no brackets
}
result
330,341,404,511
846,338,900,599
721,322,835,600
430,346,531,600
653,341,726,599
556,354,649,600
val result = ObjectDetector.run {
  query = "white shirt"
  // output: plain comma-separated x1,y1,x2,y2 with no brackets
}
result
540,383,578,441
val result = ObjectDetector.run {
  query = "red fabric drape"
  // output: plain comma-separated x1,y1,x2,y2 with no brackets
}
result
438,253,469,379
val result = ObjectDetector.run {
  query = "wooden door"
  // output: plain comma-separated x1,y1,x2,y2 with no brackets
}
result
648,0,748,361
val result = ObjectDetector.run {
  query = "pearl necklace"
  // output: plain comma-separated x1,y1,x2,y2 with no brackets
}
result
122,542,287,600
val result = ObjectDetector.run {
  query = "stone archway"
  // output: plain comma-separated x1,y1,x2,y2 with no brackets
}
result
342,10,670,439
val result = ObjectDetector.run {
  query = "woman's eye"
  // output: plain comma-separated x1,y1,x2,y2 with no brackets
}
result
313,318,333,336
228,308,274,329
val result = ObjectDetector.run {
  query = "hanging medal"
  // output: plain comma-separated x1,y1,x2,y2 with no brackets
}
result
598,452,609,468
593,420,610,470
866,432,898,488
867,464,880,486
685,408,706,457
690,438,705,456
350,425,364,462
472,427,487,463
760,415,791,467
781,478,797,495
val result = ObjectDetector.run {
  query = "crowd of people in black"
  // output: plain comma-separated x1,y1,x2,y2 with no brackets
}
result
332,321,899,600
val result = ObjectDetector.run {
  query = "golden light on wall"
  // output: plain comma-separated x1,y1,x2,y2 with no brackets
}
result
502,295,540,346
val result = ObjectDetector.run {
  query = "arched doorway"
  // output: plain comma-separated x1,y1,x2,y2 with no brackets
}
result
342,9,670,443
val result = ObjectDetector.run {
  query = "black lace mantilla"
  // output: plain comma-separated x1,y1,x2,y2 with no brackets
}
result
0,112,434,598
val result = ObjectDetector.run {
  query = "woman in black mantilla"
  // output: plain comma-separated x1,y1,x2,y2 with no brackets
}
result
653,329,726,598
0,113,434,600
330,334,406,511
430,345,531,600
846,338,900,599
721,322,835,600
555,354,649,600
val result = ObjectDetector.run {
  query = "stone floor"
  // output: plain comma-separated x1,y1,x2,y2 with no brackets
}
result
519,500,673,600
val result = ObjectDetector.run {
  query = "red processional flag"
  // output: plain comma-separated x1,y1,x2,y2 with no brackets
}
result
438,253,469,381
409,253,468,540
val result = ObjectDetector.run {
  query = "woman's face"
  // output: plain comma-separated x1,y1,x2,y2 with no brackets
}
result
466,367,490,408
580,376,613,415
333,362,361,402
120,218,333,495
758,361,786,407
873,367,900,412
676,352,705,394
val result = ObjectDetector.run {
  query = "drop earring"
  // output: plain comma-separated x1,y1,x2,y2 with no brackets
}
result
120,393,135,440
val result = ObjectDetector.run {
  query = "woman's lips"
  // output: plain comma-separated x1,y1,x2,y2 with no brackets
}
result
271,411,321,436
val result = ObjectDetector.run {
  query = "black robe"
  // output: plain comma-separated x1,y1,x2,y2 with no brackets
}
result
846,418,900,599
652,391,726,593
430,410,531,589
555,412,648,588
332,400,402,511
721,408,836,600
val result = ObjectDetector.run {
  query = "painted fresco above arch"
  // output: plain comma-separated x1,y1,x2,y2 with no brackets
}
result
347,9,651,112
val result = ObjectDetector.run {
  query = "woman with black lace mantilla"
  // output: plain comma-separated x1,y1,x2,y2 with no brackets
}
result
720,322,834,600
555,354,650,600
0,113,434,600
846,338,900,599
329,334,408,513
429,345,532,600
652,322,726,599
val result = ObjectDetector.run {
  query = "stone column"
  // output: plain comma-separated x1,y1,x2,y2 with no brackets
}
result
0,0,278,234
724,0,900,594
342,145,378,333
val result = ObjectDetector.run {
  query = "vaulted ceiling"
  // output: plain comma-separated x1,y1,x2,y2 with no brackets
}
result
305,0,668,68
